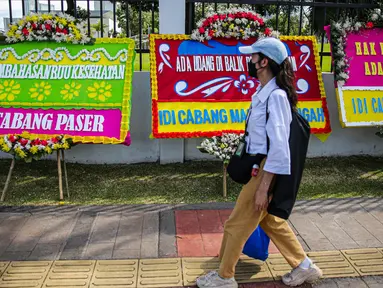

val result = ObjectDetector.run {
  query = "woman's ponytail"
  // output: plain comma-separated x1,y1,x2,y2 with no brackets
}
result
261,54,298,111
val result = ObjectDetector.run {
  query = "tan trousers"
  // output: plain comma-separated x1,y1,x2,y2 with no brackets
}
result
218,164,306,278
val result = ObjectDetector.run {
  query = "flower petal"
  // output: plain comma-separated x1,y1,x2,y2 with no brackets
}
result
99,95,106,102
247,80,255,88
234,80,240,88
94,83,100,89
8,94,15,101
239,74,246,82
64,84,70,90
13,84,20,90
75,84,81,89
88,86,96,92
241,88,248,95
0,93,7,100
30,92,39,98
88,92,97,98
44,90,51,96
105,84,112,90
60,90,68,95
13,90,20,95
73,91,79,97
104,91,112,97
38,95,44,101
29,87,37,93
100,81,105,88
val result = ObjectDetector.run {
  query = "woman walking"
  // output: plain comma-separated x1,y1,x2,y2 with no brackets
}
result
196,37,322,288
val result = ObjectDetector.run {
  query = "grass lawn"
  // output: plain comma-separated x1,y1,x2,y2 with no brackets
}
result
0,156,382,206
133,44,332,72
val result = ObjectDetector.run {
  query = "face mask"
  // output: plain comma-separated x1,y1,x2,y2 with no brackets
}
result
247,60,263,78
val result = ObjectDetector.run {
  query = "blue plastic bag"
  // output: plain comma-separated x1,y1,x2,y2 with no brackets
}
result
242,226,270,261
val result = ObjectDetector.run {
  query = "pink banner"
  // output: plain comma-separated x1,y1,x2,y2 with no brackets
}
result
0,108,122,139
345,28,383,87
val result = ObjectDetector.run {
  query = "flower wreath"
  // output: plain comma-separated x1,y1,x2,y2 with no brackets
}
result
6,12,93,44
330,8,383,87
191,7,279,42
0,133,73,163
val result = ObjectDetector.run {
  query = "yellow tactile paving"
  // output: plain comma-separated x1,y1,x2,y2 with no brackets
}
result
307,250,358,278
0,261,52,288
235,255,273,283
342,248,383,276
42,260,96,288
137,258,182,288
182,257,220,287
266,254,291,280
182,256,272,286
3,248,383,287
0,263,9,278
90,260,138,288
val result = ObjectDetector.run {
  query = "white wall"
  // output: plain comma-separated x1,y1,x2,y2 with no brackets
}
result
1,72,382,164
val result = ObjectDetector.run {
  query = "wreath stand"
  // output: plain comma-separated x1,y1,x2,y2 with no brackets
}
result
1,150,70,202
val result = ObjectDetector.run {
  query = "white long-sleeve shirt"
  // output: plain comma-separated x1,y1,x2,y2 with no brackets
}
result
245,77,292,175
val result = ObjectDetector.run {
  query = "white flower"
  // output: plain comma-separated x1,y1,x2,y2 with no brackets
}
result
371,13,379,21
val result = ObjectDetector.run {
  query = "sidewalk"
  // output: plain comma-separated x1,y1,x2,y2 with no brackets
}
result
1,198,383,287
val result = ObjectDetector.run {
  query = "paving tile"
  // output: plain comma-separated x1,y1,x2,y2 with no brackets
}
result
201,233,223,257
310,214,358,250
235,256,273,283
42,260,96,287
182,257,220,287
333,214,382,248
84,242,114,260
159,211,177,258
113,249,141,259
266,254,291,280
90,260,138,288
307,250,358,278
182,256,272,286
289,214,334,251
59,248,85,260
0,263,9,278
28,244,62,261
137,258,182,288
0,261,52,288
6,236,40,252
177,238,205,257
332,277,369,288
141,241,159,258
362,275,383,288
342,248,383,276
0,251,31,261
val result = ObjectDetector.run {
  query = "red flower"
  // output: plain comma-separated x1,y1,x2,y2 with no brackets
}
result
41,140,48,146
199,27,205,34
264,28,272,36
56,27,62,33
31,23,37,29
207,17,213,24
22,28,29,36
62,28,68,35
213,15,219,21
366,22,374,29
9,135,17,143
19,139,28,146
52,137,59,144
45,24,52,31
203,20,209,27
228,13,234,19
208,30,214,37
220,14,226,20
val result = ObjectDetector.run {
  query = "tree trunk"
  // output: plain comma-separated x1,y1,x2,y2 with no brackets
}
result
223,163,228,198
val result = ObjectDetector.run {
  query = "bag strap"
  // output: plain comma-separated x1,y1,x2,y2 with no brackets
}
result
245,88,281,153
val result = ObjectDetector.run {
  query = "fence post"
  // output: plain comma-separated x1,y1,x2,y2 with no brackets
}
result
158,0,186,164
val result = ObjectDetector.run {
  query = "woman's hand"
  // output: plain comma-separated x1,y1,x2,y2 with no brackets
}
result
254,171,274,212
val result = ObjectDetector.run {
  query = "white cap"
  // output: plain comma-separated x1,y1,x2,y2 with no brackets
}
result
239,37,288,65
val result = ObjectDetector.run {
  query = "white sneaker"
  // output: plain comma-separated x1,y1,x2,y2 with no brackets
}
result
282,264,323,286
196,271,238,288
196,271,218,286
